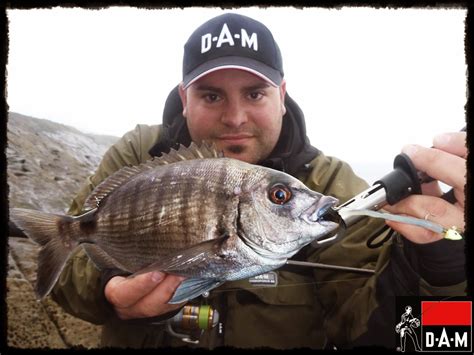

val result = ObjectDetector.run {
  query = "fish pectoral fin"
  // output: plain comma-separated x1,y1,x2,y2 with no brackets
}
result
82,243,131,272
132,235,229,276
168,278,224,304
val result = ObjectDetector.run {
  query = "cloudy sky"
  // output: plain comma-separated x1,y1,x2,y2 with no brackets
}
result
6,7,467,184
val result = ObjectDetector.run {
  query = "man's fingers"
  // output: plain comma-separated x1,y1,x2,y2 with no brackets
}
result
383,132,466,244
105,272,187,320
105,271,165,308
385,220,443,244
385,194,465,229
123,275,186,318
433,132,467,158
402,144,466,190
421,180,443,197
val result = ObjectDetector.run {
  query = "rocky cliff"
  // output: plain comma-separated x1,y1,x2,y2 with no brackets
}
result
7,112,119,348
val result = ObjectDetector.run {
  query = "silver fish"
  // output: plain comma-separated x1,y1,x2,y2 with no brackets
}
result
10,142,340,303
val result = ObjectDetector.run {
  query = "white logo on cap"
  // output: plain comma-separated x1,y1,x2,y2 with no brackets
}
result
201,23,258,54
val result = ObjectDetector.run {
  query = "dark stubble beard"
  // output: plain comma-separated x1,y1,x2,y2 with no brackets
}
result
226,145,245,155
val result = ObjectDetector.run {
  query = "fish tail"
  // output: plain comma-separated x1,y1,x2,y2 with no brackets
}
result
9,208,79,299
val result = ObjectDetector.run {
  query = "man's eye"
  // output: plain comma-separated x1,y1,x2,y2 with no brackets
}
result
248,92,263,100
204,93,220,103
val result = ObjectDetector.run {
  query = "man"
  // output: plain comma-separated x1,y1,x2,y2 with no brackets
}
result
51,13,466,349
396,305,421,352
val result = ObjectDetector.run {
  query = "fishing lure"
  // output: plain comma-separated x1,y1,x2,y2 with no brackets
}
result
343,209,463,241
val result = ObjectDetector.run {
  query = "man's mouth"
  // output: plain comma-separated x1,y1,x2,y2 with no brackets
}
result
216,134,254,145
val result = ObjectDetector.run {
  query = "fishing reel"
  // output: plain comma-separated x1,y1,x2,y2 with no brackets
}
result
160,303,221,344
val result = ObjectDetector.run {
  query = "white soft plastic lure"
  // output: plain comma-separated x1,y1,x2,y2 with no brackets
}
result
343,209,463,241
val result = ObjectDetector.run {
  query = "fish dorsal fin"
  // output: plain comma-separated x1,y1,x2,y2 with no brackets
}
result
83,165,145,211
82,141,223,211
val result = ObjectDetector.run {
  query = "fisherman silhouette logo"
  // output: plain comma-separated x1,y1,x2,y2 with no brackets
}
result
396,305,422,352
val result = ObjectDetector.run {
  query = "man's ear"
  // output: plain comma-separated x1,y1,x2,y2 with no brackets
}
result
178,83,187,118
279,80,287,116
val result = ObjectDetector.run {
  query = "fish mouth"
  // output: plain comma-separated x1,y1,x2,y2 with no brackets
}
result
267,200,342,253
302,197,341,225
317,206,343,224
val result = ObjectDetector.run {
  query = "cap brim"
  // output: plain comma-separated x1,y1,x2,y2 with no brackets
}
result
183,56,283,89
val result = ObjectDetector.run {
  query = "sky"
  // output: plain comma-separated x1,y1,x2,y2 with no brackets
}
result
6,7,467,184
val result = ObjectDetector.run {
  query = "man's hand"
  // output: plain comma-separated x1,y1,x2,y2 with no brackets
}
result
104,271,186,320
384,132,466,244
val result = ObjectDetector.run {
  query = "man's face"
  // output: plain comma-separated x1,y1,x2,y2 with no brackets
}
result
179,69,286,164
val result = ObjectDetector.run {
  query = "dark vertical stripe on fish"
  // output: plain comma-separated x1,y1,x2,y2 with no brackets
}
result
160,166,182,244
130,178,141,231
216,160,229,237
79,212,97,236
236,199,246,244
182,165,194,244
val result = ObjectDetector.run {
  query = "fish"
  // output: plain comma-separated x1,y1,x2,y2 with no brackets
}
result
9,142,340,304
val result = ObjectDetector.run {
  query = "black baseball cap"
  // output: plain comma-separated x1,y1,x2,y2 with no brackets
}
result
182,13,284,88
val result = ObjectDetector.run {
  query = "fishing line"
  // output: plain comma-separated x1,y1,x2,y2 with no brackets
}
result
209,276,373,295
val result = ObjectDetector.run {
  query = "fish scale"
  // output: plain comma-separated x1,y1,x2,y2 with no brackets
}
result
89,160,241,270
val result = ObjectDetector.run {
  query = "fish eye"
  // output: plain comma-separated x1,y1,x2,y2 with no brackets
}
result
268,184,292,205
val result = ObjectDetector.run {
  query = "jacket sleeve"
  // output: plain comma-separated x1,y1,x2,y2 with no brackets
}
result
303,154,467,348
51,124,160,324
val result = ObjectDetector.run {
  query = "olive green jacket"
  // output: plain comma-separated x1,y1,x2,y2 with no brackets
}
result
51,124,466,349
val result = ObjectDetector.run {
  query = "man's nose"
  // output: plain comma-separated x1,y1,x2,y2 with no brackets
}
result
221,100,248,127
